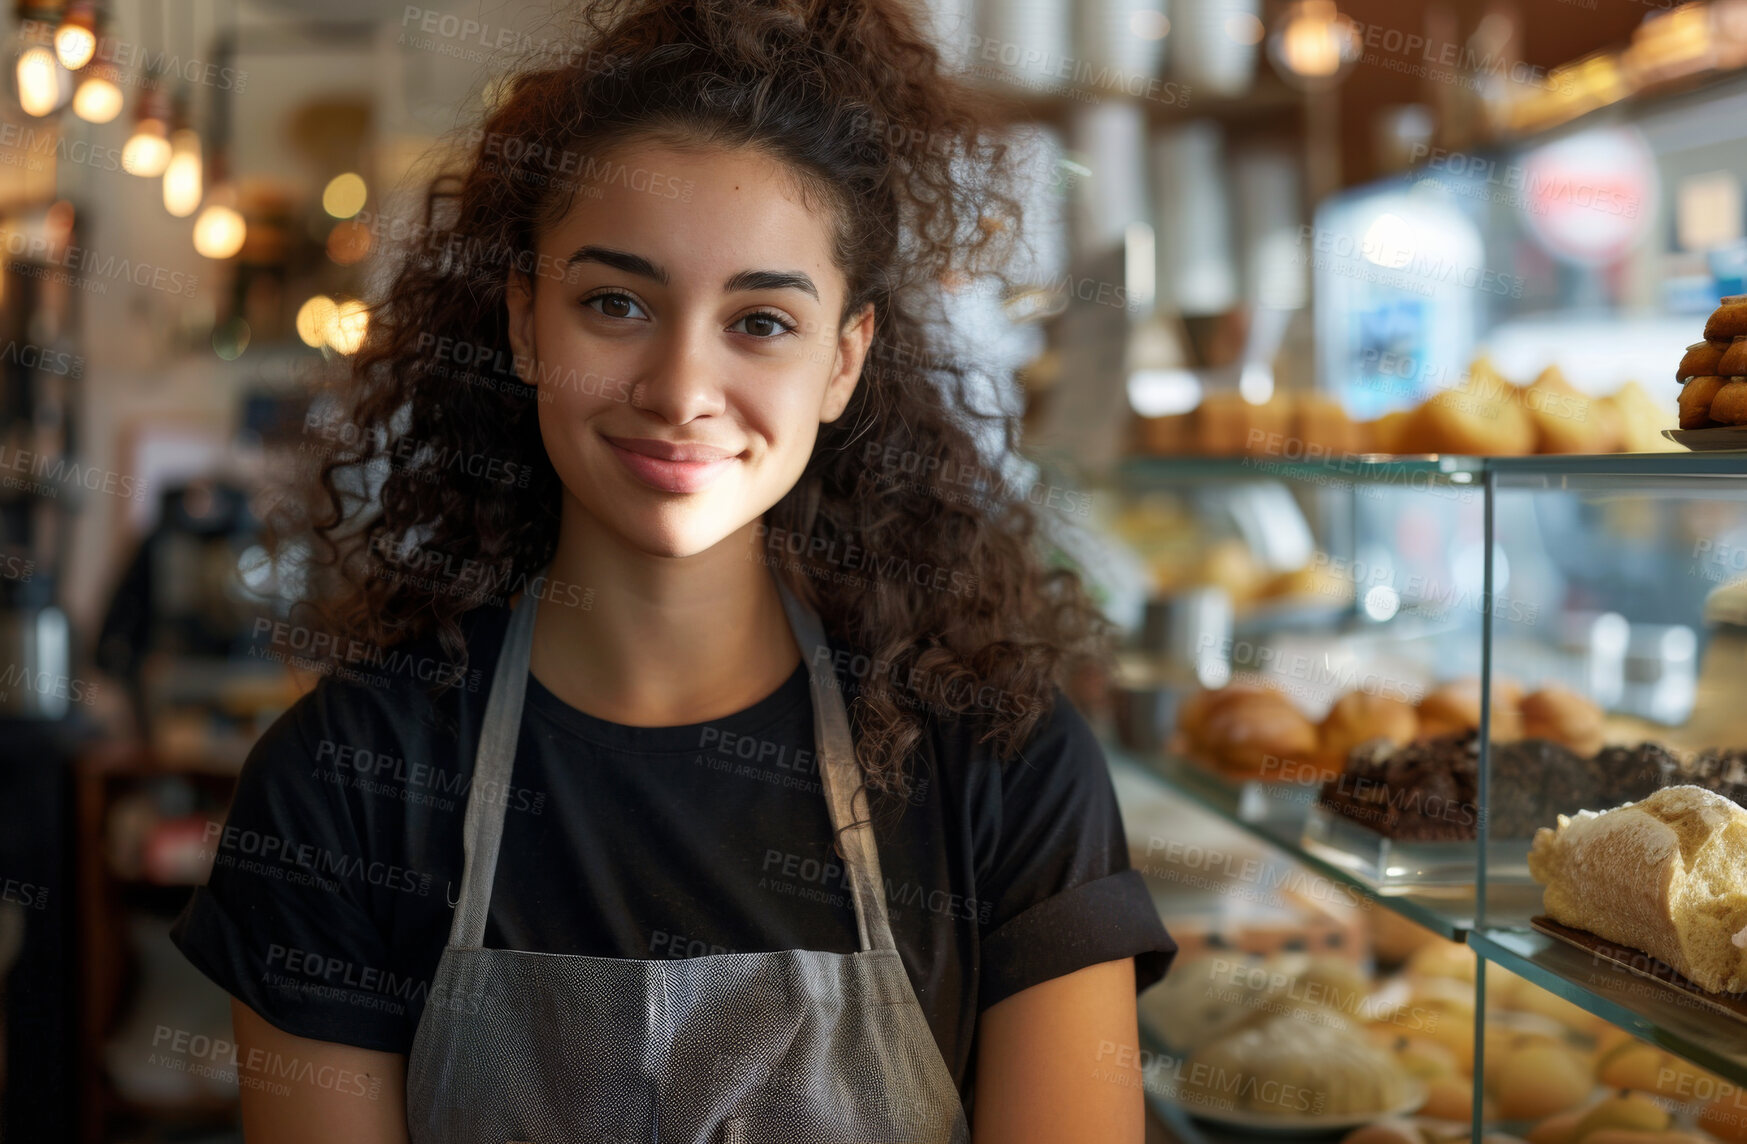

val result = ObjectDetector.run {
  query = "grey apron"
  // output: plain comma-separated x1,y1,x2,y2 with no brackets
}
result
405,570,972,1144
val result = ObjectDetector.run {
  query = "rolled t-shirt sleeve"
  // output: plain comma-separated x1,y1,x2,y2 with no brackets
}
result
169,681,412,1053
975,689,1176,1011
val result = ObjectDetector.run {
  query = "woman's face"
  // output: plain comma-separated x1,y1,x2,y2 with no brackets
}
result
505,140,874,561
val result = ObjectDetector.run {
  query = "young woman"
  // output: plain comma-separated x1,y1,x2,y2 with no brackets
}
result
172,0,1176,1140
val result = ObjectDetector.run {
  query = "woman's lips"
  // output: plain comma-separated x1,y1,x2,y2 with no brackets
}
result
604,438,739,493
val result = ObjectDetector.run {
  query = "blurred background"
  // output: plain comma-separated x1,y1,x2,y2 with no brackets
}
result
1,0,1746,1140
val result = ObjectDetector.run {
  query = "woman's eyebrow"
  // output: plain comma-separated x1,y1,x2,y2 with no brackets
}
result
566,245,819,301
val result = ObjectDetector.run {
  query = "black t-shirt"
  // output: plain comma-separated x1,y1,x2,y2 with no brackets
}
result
170,601,1176,1110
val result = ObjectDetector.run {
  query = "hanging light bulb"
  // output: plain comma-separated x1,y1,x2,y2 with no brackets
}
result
122,73,173,175
123,119,171,175
71,62,122,123
16,45,66,117
1265,0,1362,91
162,129,202,216
193,181,245,259
55,2,99,71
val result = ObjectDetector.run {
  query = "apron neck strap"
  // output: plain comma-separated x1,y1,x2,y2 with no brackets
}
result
774,578,897,954
448,566,897,954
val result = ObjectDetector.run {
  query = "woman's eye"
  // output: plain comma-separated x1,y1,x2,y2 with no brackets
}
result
584,292,647,320
733,310,796,339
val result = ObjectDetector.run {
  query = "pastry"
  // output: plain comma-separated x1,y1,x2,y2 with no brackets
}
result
1523,365,1618,454
1138,953,1285,1053
1200,690,1319,775
1294,393,1364,456
1196,391,1252,456
1691,747,1747,806
1320,692,1419,766
1176,682,1272,751
1529,785,1747,994
1721,336,1747,378
1243,392,1295,457
1599,381,1680,452
1704,296,1747,340
1680,376,1726,429
1710,379,1747,425
1135,413,1192,455
1180,1007,1417,1117
1402,363,1535,456
1679,340,1728,380
1320,732,1484,841
1489,1041,1592,1119
1370,409,1414,454
1518,685,1605,756
1320,730,1690,842
1263,562,1355,605
1416,678,1524,741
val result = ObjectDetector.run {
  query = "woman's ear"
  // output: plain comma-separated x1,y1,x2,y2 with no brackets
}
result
822,302,875,423
505,270,536,385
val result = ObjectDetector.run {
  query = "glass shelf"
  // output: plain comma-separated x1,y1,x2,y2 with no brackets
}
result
1105,743,1477,940
1113,451,1747,491
1469,928,1747,1088
1115,453,1482,489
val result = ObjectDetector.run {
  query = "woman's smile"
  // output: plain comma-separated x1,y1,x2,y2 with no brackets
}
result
602,433,744,493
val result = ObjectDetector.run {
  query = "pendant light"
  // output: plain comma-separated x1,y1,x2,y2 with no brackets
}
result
71,59,122,122
13,4,70,118
193,146,244,260
1265,0,1362,92
192,7,243,260
54,0,98,70
122,70,172,176
163,127,201,216
159,87,200,215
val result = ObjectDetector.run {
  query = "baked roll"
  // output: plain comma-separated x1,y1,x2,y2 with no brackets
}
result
1705,301,1747,341
1181,1008,1417,1117
1680,376,1726,430
1200,690,1320,777
1720,336,1747,378
1679,340,1728,381
1710,380,1747,426
1320,692,1419,765
1519,685,1604,756
1528,785,1747,994
1416,678,1523,741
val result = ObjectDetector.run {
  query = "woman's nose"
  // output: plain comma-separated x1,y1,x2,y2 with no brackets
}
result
632,320,729,423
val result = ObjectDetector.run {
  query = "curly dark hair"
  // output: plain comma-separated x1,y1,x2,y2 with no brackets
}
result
275,0,1116,795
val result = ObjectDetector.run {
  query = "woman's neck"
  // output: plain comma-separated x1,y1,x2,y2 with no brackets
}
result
525,509,803,729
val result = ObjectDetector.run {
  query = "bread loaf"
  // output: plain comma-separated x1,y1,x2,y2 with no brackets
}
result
1528,785,1747,994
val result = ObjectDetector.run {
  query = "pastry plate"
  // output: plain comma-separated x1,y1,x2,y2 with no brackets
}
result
1662,426,1747,450
1531,915,1747,1025
1160,1080,1428,1135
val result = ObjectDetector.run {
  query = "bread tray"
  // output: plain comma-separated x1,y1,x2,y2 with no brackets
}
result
1531,915,1747,1025
1662,426,1747,451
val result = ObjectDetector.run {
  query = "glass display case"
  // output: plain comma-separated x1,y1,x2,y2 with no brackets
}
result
1093,451,1747,1144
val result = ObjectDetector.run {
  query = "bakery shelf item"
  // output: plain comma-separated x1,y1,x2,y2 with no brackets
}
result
1680,297,1747,428
1318,731,1684,842
1180,1007,1418,1117
1416,678,1524,741
1518,684,1605,757
1680,340,1728,380
1528,785,1747,995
